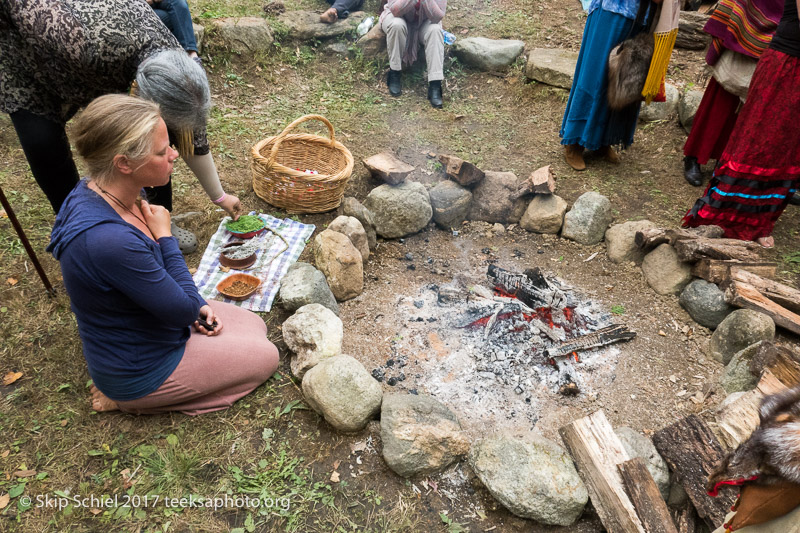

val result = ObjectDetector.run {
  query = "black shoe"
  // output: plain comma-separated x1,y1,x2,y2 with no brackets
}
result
428,80,443,109
387,69,402,97
684,156,703,186
789,193,800,206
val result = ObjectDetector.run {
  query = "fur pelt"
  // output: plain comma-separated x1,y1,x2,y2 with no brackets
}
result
707,385,800,492
606,33,654,110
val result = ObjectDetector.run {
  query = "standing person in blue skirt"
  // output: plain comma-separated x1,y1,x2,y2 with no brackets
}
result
560,0,661,171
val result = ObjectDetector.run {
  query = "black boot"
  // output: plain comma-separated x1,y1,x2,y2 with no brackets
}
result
789,193,800,206
387,69,402,97
428,80,443,109
684,156,703,186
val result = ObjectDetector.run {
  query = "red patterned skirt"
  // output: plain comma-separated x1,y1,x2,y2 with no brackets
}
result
683,48,800,242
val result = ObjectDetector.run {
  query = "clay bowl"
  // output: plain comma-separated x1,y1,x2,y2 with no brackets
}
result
219,242,257,270
216,273,261,301
226,217,267,239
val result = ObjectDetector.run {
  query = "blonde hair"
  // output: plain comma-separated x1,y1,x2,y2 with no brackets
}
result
72,95,163,185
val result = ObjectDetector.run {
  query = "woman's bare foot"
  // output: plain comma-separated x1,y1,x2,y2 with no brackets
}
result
756,236,774,249
90,385,119,412
319,7,338,23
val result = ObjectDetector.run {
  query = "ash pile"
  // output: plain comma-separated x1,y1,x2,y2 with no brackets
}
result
438,265,635,397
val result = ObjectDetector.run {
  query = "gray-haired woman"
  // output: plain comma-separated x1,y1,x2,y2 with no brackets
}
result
0,0,241,253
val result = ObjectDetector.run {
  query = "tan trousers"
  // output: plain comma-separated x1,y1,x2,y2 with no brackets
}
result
381,12,444,81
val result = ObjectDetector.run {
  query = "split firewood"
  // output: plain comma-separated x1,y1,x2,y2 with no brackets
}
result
559,410,646,533
674,238,762,263
514,165,555,198
652,415,735,529
618,458,679,533
635,226,725,250
676,505,700,533
713,370,788,449
691,259,777,284
438,154,485,187
723,279,800,335
728,268,800,314
749,342,800,388
362,152,415,185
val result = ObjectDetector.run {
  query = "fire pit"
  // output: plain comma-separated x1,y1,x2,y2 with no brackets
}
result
371,264,636,434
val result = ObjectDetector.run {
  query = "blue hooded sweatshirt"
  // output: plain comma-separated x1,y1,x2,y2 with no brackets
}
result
47,180,206,401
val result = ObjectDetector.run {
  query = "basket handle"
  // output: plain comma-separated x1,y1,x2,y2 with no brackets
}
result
266,114,336,166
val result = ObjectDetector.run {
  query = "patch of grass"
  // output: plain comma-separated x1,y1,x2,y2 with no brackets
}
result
611,305,625,315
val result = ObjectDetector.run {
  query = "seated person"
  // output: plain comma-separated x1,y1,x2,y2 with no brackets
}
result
320,0,364,23
380,0,447,108
47,94,279,415
147,0,200,59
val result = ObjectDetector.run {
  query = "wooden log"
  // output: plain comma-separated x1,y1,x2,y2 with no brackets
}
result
676,505,700,533
677,12,711,50
362,152,414,185
635,226,725,250
713,370,788,449
652,415,736,529
438,154,485,187
754,346,800,388
559,410,646,533
723,279,800,336
691,259,777,284
618,458,679,533
729,268,800,314
674,238,762,263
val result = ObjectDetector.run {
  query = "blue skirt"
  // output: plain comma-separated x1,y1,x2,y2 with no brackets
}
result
560,9,641,150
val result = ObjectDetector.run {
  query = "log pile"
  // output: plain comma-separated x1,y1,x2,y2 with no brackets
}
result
635,225,800,334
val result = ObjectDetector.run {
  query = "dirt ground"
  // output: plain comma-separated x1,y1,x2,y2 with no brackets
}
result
1,0,800,531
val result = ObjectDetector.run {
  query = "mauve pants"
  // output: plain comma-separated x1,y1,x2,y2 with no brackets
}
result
116,301,279,415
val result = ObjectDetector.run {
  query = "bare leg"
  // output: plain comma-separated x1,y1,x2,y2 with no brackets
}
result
90,385,119,412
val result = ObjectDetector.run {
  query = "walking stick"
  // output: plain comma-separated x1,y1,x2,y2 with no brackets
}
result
0,184,56,297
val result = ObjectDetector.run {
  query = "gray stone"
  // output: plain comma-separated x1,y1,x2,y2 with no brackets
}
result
356,23,386,59
679,279,733,329
312,229,364,301
328,215,369,264
468,171,520,224
302,355,382,432
605,220,657,264
380,393,470,477
639,83,680,122
562,192,613,245
452,37,525,71
469,434,588,525
338,197,377,250
282,303,343,379
325,42,349,55
679,89,704,133
429,181,473,229
642,244,692,295
615,427,670,500
519,194,568,234
508,196,530,225
193,23,205,54
668,480,689,508
210,17,274,53
708,310,775,365
277,10,366,40
279,262,339,315
721,342,763,393
364,181,432,238
524,48,578,90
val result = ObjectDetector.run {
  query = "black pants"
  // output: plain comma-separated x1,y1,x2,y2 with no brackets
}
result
9,109,172,214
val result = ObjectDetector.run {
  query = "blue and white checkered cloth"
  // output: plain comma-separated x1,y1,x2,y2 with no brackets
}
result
193,213,315,312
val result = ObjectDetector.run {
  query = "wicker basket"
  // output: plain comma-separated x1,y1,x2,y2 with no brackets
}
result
251,115,354,214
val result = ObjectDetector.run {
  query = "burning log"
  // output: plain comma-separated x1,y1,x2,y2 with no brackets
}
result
487,264,567,309
544,324,636,358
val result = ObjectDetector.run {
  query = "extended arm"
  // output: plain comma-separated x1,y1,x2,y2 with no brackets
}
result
182,151,241,219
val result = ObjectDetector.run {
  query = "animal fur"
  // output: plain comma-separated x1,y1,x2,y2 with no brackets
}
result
606,33,654,110
707,385,800,492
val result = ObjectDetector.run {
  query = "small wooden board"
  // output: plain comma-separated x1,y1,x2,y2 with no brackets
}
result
724,279,800,336
691,259,777,284
618,458,679,533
